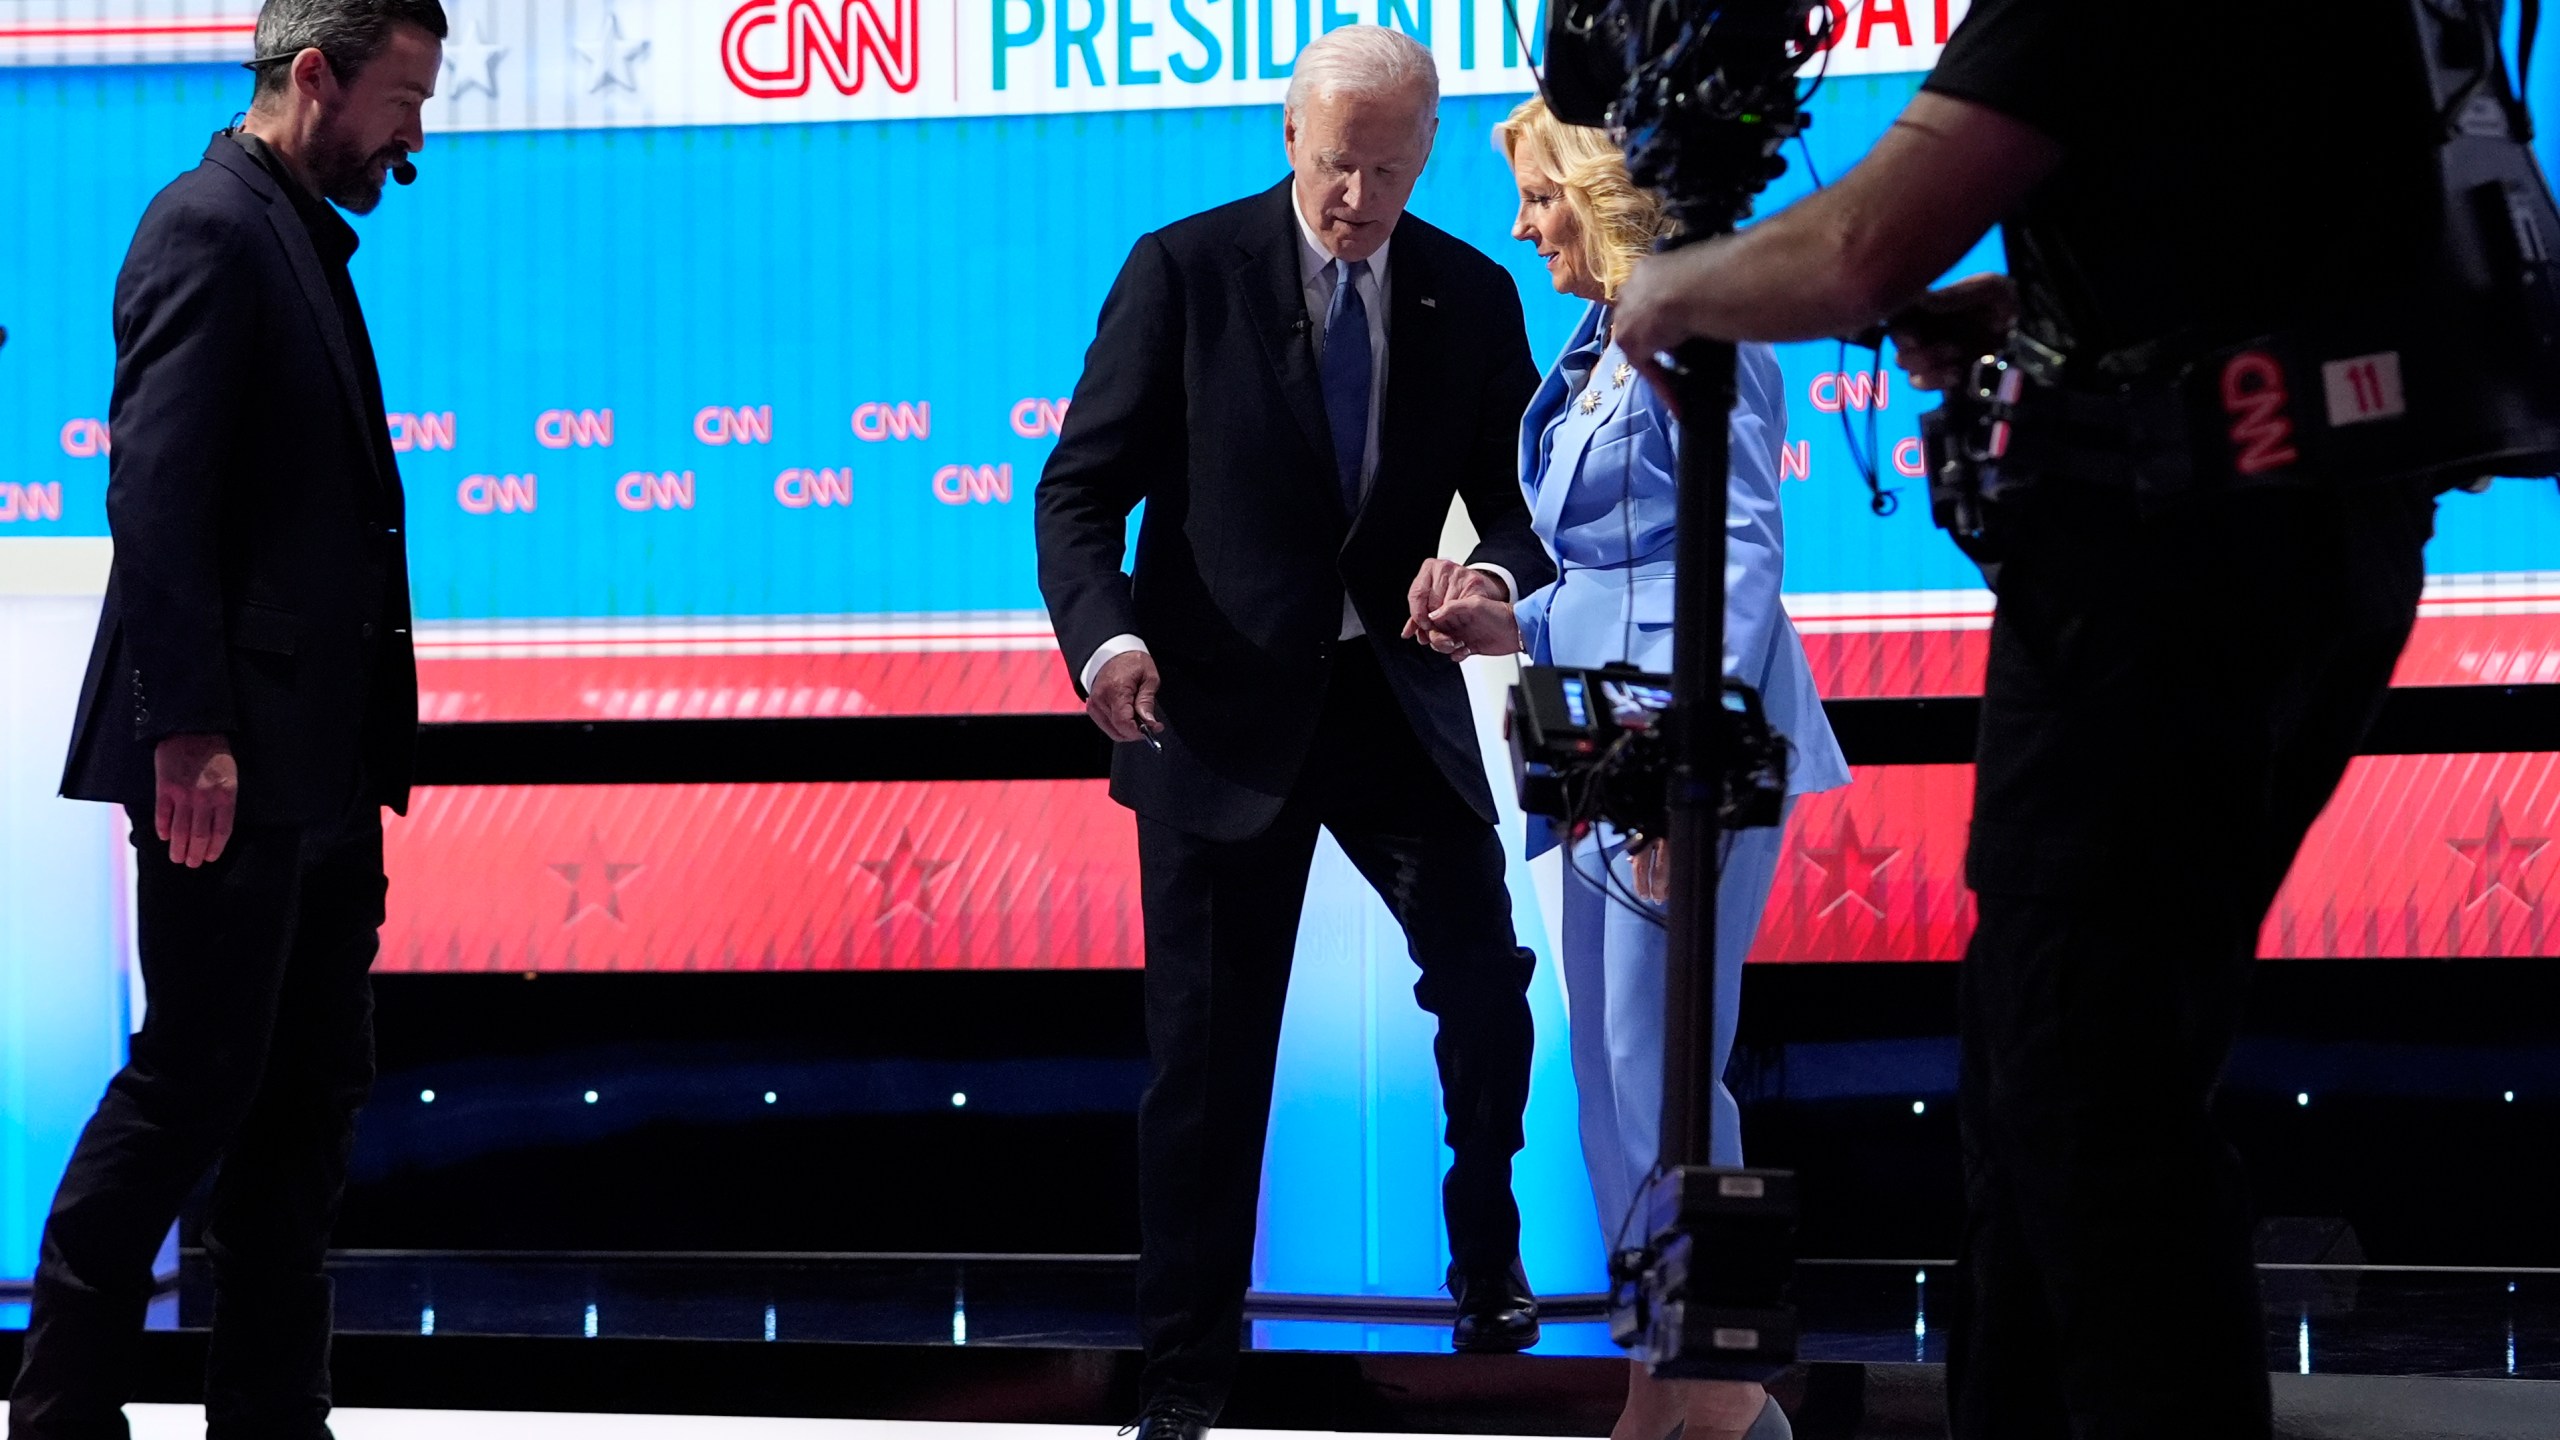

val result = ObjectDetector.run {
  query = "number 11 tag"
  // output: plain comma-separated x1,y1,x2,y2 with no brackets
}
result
2321,352,2408,426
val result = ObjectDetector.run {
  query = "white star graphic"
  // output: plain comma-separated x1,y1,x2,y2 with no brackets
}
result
576,7,651,95
441,18,506,101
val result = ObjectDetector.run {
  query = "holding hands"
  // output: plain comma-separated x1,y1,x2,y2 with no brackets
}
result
1081,555,1524,753
1404,559,1521,661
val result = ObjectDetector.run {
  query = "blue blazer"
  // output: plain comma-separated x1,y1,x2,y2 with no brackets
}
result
1516,301,1849,856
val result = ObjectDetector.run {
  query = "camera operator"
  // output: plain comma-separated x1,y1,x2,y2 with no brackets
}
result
1615,4,2451,1436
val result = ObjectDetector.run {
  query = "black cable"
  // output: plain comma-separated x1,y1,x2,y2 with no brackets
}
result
1562,738,1672,931
1828,335,1899,516
1793,131,1827,192
1797,1,1840,112
1566,833,1666,932
1868,355,1893,514
1611,1158,1670,1260
1796,120,1899,518
1501,0,1552,102
1834,337,1869,473
1562,729,1670,928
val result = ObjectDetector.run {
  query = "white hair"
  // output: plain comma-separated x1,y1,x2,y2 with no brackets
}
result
1284,25,1440,120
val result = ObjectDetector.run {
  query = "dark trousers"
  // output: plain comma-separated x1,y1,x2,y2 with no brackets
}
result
9,798,386,1440
1947,478,2435,1440
1135,642,1535,1411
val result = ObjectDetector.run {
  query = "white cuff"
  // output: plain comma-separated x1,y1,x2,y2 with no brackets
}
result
1469,563,1518,604
1080,634,1150,694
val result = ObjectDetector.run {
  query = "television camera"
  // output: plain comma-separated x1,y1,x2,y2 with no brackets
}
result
1506,0,1827,1382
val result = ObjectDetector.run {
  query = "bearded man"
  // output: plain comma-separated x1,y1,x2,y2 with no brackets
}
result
14,3,444,1435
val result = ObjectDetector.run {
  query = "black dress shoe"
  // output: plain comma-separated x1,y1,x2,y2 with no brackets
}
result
1448,1259,1542,1353
1124,1396,1214,1440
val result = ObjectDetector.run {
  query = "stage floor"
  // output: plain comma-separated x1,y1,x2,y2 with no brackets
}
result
4,1413,1561,1440
8,1256,2560,1437
85,1253,2560,1379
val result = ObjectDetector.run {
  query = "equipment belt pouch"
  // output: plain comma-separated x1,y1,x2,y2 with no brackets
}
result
2166,319,2560,495
2013,338,2432,503
2015,318,2560,502
1998,383,2154,493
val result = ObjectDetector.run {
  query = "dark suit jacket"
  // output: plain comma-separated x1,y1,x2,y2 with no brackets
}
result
60,134,418,826
1035,180,1554,843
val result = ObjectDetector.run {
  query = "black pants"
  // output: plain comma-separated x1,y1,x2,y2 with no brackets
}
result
1135,642,1535,1412
9,798,386,1440
1947,478,2435,1440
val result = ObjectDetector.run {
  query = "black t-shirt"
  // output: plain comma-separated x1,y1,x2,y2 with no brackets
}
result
231,132,397,456
231,131,410,779
1921,0,2432,380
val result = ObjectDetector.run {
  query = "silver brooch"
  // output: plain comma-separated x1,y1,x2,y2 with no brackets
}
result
1613,362,1635,388
1579,389,1603,414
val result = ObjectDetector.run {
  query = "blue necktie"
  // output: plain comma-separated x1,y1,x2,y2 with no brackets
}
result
1319,257,1373,515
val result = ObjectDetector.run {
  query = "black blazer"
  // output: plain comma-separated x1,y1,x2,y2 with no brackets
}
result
1036,180,1554,843
60,135,417,826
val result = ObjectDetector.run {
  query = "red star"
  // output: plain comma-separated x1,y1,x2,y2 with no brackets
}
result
2448,801,2549,910
860,829,952,927
550,831,642,926
1801,809,1899,919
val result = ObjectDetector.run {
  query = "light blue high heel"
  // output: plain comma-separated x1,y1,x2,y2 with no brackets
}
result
1660,1394,1790,1440
1743,1395,1793,1440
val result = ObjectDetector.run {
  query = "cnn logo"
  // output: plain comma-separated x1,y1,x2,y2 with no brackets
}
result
933,464,1012,505
723,0,919,99
775,466,855,508
59,419,111,457
852,402,930,442
459,474,538,514
696,406,774,445
618,471,696,511
1010,397,1071,439
1809,370,1890,414
537,409,615,449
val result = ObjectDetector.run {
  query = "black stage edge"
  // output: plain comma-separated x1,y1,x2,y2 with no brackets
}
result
345,963,2560,1264
412,684,2560,785
1737,960,2560,1266
416,713,1117,786
1240,1288,1611,1319
334,973,1148,1254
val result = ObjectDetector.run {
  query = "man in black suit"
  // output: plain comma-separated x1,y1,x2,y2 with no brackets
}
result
10,3,444,1436
1035,25,1557,1437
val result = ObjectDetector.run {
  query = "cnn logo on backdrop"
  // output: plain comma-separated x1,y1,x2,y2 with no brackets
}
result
723,0,919,99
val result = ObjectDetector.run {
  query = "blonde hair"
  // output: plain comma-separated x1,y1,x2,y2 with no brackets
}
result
1491,97,1671,300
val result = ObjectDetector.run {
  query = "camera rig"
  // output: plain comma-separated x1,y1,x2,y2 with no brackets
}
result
1504,0,1826,1382
1510,666,1786,840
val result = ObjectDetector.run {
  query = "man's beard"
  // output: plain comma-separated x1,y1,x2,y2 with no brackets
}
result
309,113,399,215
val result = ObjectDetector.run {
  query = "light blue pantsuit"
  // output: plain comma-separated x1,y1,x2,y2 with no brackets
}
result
1563,813,1791,1241
1515,301,1850,1248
